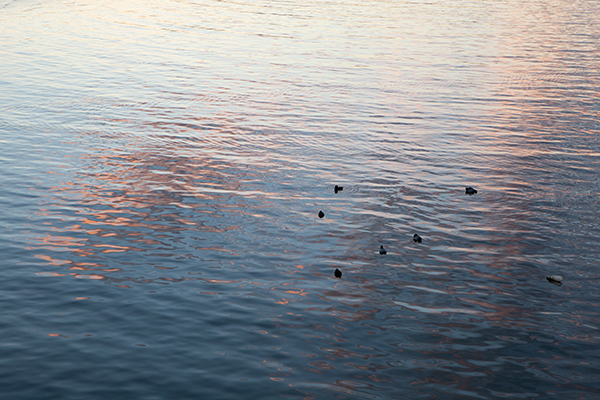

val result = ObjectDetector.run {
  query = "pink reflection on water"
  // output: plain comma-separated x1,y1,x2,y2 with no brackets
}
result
29,134,273,282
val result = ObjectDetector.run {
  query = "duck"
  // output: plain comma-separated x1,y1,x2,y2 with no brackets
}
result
546,275,563,286
334,185,344,194
318,210,325,218
379,245,387,255
413,234,422,243
334,269,342,278
465,187,477,195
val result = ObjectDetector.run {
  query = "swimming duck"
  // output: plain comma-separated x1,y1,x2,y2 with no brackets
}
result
334,185,344,194
334,268,342,278
318,210,325,218
413,234,422,243
546,275,563,286
379,245,387,255
465,187,477,195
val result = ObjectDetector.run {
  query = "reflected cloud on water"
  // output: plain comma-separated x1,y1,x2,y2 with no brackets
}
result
28,132,282,281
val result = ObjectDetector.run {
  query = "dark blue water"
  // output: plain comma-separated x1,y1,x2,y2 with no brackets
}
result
1,0,599,398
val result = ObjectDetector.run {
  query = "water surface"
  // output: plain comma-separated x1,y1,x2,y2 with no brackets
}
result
1,0,599,398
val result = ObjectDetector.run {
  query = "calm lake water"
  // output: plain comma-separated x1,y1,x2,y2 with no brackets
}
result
1,0,599,398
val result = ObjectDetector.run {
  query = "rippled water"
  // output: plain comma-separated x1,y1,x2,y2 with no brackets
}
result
1,0,599,398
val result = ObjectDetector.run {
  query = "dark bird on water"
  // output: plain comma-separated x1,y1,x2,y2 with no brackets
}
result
379,245,387,255
465,187,477,195
546,275,563,286
334,185,344,194
413,234,422,243
318,210,325,218
334,268,342,278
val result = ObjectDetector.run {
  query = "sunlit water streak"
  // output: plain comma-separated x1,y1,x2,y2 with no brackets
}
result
1,0,599,398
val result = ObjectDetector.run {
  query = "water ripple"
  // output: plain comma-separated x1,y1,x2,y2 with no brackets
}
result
2,0,600,399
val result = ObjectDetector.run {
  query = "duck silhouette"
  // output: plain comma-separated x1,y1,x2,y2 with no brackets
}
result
413,234,422,243
334,269,342,278
465,187,477,195
334,185,344,194
318,210,325,218
379,245,387,255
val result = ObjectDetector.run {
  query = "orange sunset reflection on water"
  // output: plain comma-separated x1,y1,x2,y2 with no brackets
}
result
28,133,272,283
